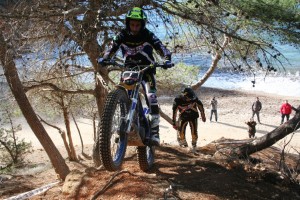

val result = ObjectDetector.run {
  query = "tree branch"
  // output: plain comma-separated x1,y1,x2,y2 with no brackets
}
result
191,34,230,90
24,82,95,95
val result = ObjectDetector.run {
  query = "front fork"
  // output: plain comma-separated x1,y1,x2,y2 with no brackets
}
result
125,85,140,133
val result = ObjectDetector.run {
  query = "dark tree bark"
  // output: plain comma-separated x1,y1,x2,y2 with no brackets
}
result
0,32,70,180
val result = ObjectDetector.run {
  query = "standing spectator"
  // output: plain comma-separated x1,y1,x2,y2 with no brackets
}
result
252,97,262,124
245,118,257,138
280,100,292,124
210,97,218,122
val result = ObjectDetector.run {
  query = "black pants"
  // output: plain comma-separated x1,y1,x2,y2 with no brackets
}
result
210,110,217,122
141,73,159,137
281,114,290,124
177,118,198,147
141,73,159,115
252,111,260,123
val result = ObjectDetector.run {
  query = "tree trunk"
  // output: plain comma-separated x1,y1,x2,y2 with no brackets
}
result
0,33,70,180
191,35,230,90
62,2,109,117
233,106,300,157
95,77,108,117
61,99,77,161
60,130,72,159
71,112,84,154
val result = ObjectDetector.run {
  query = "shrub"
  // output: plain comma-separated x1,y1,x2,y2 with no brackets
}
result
0,106,32,169
156,62,201,95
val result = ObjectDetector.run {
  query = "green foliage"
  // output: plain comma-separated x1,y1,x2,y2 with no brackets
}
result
233,0,299,22
0,102,32,168
158,0,300,72
0,127,32,167
156,62,200,95
226,0,300,44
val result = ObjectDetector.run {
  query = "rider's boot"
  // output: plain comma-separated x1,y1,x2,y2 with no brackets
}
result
150,114,160,146
178,139,188,148
191,145,197,154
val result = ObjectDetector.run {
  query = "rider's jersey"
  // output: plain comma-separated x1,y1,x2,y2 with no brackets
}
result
104,28,171,73
172,95,205,121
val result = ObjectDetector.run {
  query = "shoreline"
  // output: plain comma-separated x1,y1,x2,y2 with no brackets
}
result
200,86,300,100
159,86,300,101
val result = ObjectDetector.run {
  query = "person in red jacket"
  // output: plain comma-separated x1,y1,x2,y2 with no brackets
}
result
280,100,292,124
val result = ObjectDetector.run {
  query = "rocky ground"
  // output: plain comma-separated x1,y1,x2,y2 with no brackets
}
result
1,141,300,200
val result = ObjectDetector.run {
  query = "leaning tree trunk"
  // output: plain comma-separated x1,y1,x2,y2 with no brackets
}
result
232,106,300,157
191,34,230,90
0,33,70,180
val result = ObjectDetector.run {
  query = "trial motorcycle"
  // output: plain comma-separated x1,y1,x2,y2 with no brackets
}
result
93,60,172,171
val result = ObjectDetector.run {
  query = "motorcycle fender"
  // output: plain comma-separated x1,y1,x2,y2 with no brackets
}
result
117,83,135,90
115,85,127,91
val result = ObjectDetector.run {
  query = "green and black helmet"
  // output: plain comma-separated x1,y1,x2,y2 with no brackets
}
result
125,7,147,30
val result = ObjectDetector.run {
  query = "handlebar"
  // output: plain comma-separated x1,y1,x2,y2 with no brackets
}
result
100,59,174,71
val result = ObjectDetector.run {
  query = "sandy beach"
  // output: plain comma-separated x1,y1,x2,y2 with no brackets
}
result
15,87,300,156
160,87,300,153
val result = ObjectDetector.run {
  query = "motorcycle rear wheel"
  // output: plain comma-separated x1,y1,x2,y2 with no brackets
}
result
137,146,155,172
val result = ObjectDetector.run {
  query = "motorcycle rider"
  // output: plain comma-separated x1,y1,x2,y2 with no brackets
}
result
98,7,173,146
172,88,206,151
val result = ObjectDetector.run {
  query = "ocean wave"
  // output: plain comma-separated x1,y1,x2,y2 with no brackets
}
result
202,70,300,97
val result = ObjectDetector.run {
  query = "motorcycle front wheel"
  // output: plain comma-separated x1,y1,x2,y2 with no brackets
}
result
94,88,129,171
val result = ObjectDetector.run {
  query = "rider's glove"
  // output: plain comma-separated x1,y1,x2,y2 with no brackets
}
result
162,60,173,69
97,57,109,66
173,125,178,130
172,120,177,130
201,113,206,122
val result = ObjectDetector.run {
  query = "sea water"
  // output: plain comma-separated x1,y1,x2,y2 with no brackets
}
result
173,46,300,97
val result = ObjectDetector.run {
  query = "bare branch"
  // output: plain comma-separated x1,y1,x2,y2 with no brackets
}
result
24,82,95,95
191,34,230,90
